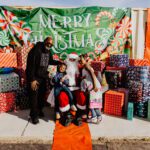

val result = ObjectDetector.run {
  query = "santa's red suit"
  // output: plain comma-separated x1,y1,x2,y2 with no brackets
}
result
57,53,86,125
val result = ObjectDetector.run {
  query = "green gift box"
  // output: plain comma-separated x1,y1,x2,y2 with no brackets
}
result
127,102,134,121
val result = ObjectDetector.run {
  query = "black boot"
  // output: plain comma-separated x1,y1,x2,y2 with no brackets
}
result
60,111,73,127
31,117,39,124
74,109,83,126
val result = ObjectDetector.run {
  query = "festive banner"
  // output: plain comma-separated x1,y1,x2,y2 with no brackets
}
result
0,6,131,59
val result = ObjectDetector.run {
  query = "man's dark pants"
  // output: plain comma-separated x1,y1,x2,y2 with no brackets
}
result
28,79,46,119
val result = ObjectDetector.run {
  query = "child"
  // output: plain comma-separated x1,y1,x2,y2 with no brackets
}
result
80,55,102,124
53,63,77,119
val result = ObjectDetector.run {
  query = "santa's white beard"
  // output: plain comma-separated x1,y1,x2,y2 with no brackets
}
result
65,60,79,86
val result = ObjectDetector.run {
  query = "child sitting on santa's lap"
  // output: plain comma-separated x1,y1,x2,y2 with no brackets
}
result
53,62,77,120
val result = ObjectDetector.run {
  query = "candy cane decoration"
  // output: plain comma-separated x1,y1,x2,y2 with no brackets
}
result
95,11,114,26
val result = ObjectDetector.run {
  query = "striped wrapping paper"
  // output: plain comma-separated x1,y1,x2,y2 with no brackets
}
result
0,72,19,93
129,59,150,66
127,80,143,102
0,53,17,68
110,54,129,67
0,92,16,113
126,66,150,82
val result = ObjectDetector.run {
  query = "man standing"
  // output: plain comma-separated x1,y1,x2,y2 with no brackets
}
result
26,37,60,124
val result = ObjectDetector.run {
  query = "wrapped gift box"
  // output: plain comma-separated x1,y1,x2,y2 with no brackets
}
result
117,88,129,115
127,102,134,120
129,59,149,66
143,82,150,98
16,87,30,110
17,44,33,71
0,92,16,113
106,66,126,71
0,72,19,93
110,54,129,67
104,90,124,116
105,70,125,89
91,61,105,72
134,98,149,118
126,66,150,82
16,44,33,83
0,53,17,68
127,81,143,102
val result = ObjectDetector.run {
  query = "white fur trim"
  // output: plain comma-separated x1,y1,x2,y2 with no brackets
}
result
68,53,78,59
77,104,86,110
59,104,70,112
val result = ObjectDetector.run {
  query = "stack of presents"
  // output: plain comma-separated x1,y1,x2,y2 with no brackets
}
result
91,54,150,121
0,45,33,113
0,46,150,122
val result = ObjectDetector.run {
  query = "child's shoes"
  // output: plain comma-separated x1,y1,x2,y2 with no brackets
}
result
97,115,102,124
87,116,97,124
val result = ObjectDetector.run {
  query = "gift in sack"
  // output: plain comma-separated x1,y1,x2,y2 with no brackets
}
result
47,88,55,107
47,65,57,77
89,89,102,109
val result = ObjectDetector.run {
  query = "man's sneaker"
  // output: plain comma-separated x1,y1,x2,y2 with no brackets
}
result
31,117,39,125
87,117,97,124
97,115,102,124
56,112,61,120
71,105,77,111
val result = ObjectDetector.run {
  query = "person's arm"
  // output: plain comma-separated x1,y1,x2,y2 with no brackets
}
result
60,75,69,86
26,49,36,82
26,47,40,91
49,51,62,65
62,79,69,86
85,64,98,92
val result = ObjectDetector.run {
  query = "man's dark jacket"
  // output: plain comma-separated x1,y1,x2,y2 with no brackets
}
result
26,42,59,83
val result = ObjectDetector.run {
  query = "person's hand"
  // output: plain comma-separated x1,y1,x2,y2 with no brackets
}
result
60,77,65,82
93,87,98,92
31,80,39,91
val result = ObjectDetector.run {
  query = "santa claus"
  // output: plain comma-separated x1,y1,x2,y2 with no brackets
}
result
58,52,87,126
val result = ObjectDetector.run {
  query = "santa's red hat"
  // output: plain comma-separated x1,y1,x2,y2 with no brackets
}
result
58,92,70,112
68,52,79,59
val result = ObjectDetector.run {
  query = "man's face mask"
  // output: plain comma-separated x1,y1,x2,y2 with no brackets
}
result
45,42,53,50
